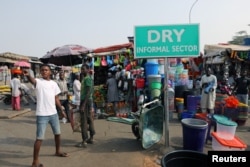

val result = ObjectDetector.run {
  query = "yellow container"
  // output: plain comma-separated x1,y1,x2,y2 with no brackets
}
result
175,98,184,103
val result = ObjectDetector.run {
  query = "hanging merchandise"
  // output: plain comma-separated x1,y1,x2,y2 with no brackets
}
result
123,55,129,67
119,54,125,64
123,80,128,91
113,54,119,65
106,55,113,66
94,57,101,67
101,56,107,66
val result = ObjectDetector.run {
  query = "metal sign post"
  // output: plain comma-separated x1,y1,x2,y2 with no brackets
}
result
134,23,200,148
164,58,169,147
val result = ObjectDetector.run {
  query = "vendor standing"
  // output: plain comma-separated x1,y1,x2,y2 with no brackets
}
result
233,70,250,105
200,67,217,114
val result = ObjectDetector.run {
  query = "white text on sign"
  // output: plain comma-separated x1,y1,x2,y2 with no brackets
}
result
148,29,185,43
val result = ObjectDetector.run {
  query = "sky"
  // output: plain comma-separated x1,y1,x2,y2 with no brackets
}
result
1,0,250,58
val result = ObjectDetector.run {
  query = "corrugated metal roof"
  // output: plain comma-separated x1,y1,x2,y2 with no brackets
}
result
0,57,16,63
0,52,30,61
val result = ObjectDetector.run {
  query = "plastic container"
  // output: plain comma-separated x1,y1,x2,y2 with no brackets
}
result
135,78,145,89
150,89,161,99
176,102,184,113
11,69,22,74
181,111,194,119
150,82,162,90
158,64,164,75
213,114,237,140
147,59,158,63
161,150,208,167
211,132,247,151
175,97,184,103
147,74,161,85
181,118,208,152
145,63,159,77
187,95,198,113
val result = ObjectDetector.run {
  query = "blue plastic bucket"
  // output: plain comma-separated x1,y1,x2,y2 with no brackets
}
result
181,111,194,119
145,62,159,77
187,95,198,113
181,118,208,152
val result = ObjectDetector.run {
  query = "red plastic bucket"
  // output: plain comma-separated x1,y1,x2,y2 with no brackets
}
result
135,78,145,88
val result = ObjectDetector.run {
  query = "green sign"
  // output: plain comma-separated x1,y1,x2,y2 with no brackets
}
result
134,24,199,58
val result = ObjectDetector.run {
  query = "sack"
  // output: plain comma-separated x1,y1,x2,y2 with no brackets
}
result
70,109,81,132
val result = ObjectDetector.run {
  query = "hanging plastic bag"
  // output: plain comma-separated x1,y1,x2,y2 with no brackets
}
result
123,80,128,91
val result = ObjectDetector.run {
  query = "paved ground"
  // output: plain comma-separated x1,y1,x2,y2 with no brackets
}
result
0,100,250,167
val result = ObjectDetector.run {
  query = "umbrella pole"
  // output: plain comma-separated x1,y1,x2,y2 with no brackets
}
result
69,55,72,66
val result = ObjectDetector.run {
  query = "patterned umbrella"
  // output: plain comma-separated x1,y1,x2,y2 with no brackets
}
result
14,61,31,68
40,44,92,66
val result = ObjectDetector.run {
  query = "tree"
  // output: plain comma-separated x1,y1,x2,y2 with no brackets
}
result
228,30,248,45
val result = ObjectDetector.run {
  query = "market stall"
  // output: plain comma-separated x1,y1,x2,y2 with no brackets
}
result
203,43,250,125
88,42,136,116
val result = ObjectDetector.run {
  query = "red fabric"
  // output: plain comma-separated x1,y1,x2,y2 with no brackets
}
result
12,96,20,110
93,43,133,53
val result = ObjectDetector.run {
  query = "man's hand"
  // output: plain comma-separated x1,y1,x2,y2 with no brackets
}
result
61,107,67,118
80,103,86,113
22,69,29,76
202,83,208,88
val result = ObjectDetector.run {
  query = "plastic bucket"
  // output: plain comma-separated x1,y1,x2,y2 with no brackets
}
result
187,95,198,113
145,63,159,77
147,74,161,84
150,82,162,90
147,59,158,63
150,89,161,99
161,150,208,167
181,118,208,152
181,111,194,119
159,64,164,75
135,78,145,89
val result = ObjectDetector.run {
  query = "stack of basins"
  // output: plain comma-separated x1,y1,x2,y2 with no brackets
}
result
175,97,184,120
145,59,161,100
211,114,247,151
147,75,162,100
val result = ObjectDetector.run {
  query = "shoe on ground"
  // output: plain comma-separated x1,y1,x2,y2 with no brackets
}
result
75,142,87,148
86,139,94,144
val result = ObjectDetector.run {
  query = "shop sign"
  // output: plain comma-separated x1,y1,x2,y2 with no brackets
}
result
134,24,199,58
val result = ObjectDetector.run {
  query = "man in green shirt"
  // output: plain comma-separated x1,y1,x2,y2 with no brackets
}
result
76,64,95,147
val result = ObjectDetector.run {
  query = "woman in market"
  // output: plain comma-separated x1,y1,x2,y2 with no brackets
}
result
105,72,119,115
10,73,21,111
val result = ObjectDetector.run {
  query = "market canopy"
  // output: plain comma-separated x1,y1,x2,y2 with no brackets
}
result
88,42,133,56
204,44,250,58
0,52,30,61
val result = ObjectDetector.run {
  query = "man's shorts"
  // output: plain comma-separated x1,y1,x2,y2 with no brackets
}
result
36,114,61,140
